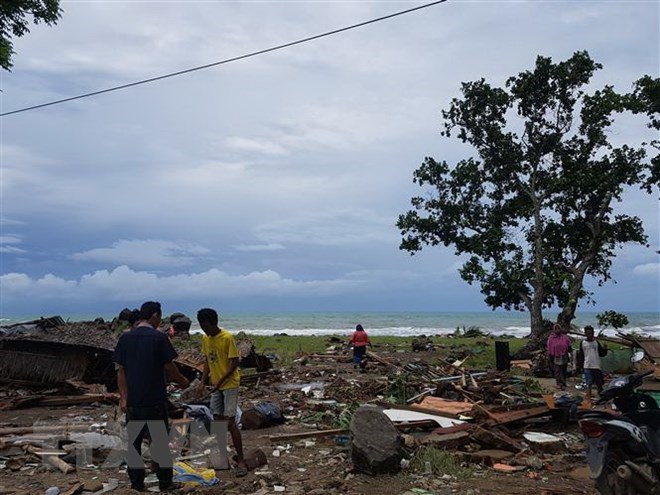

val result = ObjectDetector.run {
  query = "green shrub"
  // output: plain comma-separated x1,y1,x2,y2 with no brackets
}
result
410,446,472,480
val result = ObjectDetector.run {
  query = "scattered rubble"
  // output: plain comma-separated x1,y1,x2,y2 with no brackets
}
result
1,316,643,494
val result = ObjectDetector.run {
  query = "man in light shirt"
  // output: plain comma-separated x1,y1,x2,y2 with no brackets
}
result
577,325,608,402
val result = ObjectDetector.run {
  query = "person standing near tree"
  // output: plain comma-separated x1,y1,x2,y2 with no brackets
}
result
114,301,190,492
547,324,571,390
196,307,248,477
577,325,608,402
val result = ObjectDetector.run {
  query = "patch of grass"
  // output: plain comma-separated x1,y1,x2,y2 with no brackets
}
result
245,334,333,364
178,332,529,369
410,446,473,480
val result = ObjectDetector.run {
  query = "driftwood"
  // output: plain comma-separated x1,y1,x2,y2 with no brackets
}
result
25,444,75,473
0,424,91,436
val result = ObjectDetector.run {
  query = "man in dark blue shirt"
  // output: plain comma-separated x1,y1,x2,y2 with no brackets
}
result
114,301,189,492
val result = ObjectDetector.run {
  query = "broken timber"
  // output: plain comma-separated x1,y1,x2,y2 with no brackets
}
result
268,420,438,442
483,405,552,426
25,444,75,473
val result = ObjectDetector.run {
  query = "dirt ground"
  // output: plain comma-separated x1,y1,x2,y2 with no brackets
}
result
0,349,600,495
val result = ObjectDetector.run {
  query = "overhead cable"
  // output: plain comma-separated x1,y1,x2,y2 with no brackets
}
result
1,0,448,117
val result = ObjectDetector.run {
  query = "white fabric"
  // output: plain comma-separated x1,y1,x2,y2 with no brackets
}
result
582,340,601,369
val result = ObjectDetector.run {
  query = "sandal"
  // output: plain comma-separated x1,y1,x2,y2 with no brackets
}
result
235,465,248,478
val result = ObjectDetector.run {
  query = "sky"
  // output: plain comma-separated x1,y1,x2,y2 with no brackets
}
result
0,0,658,318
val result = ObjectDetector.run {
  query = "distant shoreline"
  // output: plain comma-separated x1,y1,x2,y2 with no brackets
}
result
2,310,658,339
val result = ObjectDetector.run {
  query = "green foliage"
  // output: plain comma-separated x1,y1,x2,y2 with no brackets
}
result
597,310,629,330
1,0,62,70
386,374,413,404
333,402,360,429
464,326,488,338
398,51,658,338
519,378,544,393
410,446,472,479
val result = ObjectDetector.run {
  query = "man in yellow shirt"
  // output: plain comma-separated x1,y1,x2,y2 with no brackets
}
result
196,307,247,477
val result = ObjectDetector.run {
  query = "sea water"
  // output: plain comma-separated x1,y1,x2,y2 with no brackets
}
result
1,311,658,338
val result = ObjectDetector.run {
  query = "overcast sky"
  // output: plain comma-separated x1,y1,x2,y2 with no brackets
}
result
0,0,658,317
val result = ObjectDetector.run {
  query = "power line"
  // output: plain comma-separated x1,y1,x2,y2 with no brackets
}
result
1,0,448,117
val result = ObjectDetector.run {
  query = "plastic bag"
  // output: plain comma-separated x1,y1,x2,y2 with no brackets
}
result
173,461,219,486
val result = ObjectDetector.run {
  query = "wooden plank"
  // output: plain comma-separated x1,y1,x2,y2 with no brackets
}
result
366,351,401,370
415,396,473,416
269,428,347,442
637,340,660,360
431,423,475,436
378,401,468,420
31,450,68,456
268,420,438,442
510,360,532,369
0,424,91,436
36,394,118,406
393,419,438,431
25,445,75,473
485,405,551,426
417,431,471,448
470,425,523,452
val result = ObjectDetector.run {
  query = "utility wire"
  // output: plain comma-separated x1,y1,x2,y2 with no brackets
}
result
1,0,448,117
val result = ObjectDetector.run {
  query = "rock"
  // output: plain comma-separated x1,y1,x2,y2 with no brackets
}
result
243,448,268,470
525,455,544,470
44,488,60,495
569,466,592,480
401,434,416,448
350,405,405,475
82,480,103,492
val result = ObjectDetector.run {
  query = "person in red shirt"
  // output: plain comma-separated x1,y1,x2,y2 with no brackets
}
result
349,324,372,370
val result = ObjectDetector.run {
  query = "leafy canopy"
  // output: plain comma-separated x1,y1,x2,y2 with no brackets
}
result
398,51,658,331
1,0,61,71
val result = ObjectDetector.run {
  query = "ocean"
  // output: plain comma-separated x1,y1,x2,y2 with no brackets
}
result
1,311,658,338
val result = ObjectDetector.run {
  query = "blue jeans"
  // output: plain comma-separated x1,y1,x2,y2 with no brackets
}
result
584,368,604,390
353,346,366,366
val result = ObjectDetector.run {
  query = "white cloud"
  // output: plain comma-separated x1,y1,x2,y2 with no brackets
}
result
0,265,365,302
0,235,22,245
0,235,26,254
0,218,25,227
254,209,397,247
224,137,287,156
234,243,285,252
633,263,660,277
0,246,27,254
71,240,211,268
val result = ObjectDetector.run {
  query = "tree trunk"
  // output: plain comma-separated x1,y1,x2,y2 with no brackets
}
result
511,295,549,360
529,302,544,340
557,300,577,330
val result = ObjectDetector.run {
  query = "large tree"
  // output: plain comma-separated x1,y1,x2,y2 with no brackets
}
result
1,0,61,71
397,51,658,342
